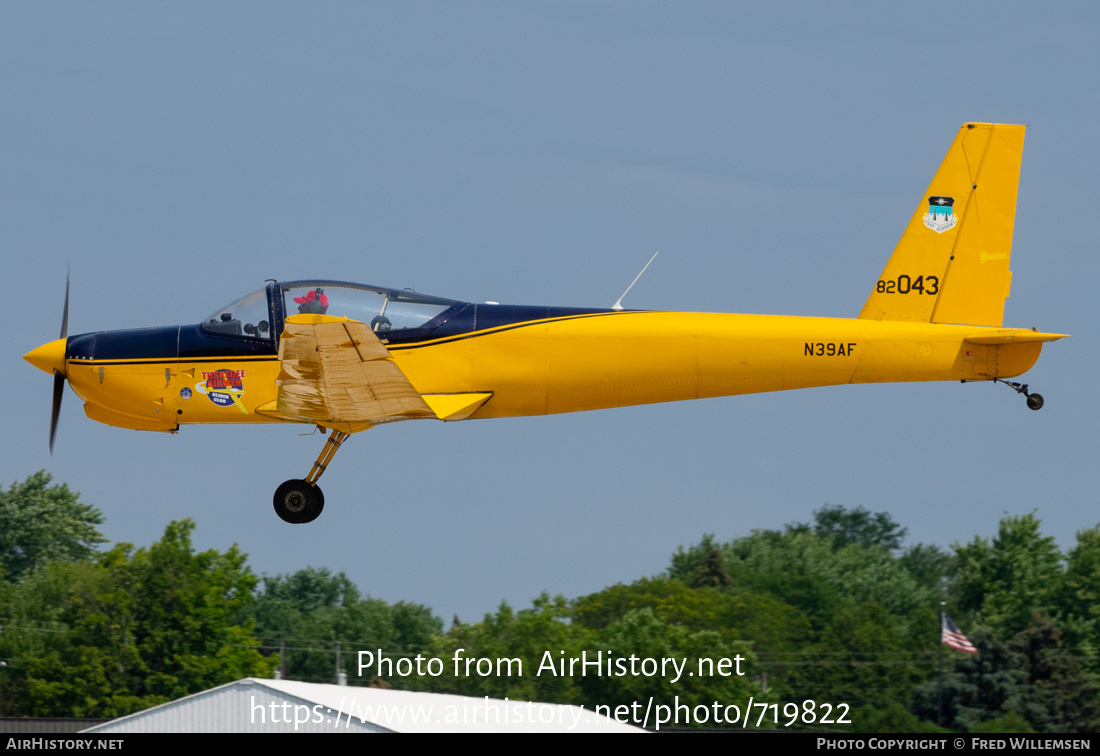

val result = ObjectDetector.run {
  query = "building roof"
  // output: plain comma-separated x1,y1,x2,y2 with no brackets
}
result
82,678,643,733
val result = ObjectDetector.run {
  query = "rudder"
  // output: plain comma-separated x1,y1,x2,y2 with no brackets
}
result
859,123,1025,327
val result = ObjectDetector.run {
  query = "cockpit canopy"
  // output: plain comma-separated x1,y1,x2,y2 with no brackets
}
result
202,287,272,340
201,281,460,341
281,282,456,333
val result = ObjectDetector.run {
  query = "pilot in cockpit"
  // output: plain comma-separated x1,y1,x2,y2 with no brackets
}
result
294,288,329,315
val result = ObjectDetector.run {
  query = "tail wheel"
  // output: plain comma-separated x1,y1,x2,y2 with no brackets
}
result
987,379,1046,411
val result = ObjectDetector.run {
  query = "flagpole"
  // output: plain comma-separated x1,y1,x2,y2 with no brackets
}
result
938,601,945,727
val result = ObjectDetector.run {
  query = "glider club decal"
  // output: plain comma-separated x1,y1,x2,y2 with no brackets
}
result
923,196,957,234
196,369,248,413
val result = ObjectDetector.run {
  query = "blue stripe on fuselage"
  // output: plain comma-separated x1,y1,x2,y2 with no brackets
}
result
62,302,620,360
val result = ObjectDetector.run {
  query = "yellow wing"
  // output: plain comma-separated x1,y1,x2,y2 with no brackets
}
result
259,314,436,426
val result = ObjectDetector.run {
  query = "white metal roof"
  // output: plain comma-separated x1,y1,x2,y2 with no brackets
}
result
82,678,643,733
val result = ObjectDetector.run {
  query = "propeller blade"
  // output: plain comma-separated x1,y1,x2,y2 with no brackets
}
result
60,268,69,340
51,268,70,452
50,370,64,454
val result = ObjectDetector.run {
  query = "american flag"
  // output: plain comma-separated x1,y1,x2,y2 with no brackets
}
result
942,612,977,653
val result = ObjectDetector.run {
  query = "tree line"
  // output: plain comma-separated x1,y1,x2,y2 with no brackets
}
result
1,471,1096,731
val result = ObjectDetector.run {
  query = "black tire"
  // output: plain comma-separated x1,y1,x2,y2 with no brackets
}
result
307,486,325,522
273,479,324,523
1026,393,1044,411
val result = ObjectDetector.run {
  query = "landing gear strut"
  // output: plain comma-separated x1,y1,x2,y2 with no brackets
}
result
273,429,349,523
993,379,1044,411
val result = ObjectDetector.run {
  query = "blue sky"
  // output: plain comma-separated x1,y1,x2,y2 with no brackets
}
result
3,2,1097,624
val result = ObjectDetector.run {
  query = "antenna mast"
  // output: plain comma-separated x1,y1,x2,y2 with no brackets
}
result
612,251,659,311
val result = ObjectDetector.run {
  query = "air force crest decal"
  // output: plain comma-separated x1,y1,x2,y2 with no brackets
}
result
923,196,957,234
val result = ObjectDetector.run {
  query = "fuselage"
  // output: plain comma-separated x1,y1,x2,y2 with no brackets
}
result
25,280,1047,434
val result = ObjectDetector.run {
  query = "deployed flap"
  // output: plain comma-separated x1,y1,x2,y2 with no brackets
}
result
273,314,435,424
421,392,493,421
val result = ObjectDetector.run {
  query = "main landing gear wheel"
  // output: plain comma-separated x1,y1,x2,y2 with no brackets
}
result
272,429,349,523
273,479,325,524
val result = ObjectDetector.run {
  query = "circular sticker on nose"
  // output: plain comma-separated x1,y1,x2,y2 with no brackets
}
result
195,369,248,413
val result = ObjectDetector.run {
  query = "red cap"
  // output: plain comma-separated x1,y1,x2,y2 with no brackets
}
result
293,290,329,307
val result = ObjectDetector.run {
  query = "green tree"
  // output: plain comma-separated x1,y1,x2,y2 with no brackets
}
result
968,711,1035,734
0,471,106,581
1060,525,1100,663
803,504,908,552
1006,614,1100,732
669,534,724,587
912,614,1099,733
951,513,1063,636
668,510,949,723
897,543,952,595
851,703,948,733
573,577,809,658
413,594,594,703
786,601,923,712
581,608,765,726
241,567,442,685
720,529,934,628
0,520,275,717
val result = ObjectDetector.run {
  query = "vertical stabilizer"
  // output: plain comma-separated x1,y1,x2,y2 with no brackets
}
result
859,123,1024,327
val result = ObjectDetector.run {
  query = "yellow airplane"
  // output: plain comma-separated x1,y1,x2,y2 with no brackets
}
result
25,122,1067,523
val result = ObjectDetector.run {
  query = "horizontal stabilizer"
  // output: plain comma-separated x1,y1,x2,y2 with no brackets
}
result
962,329,1068,345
